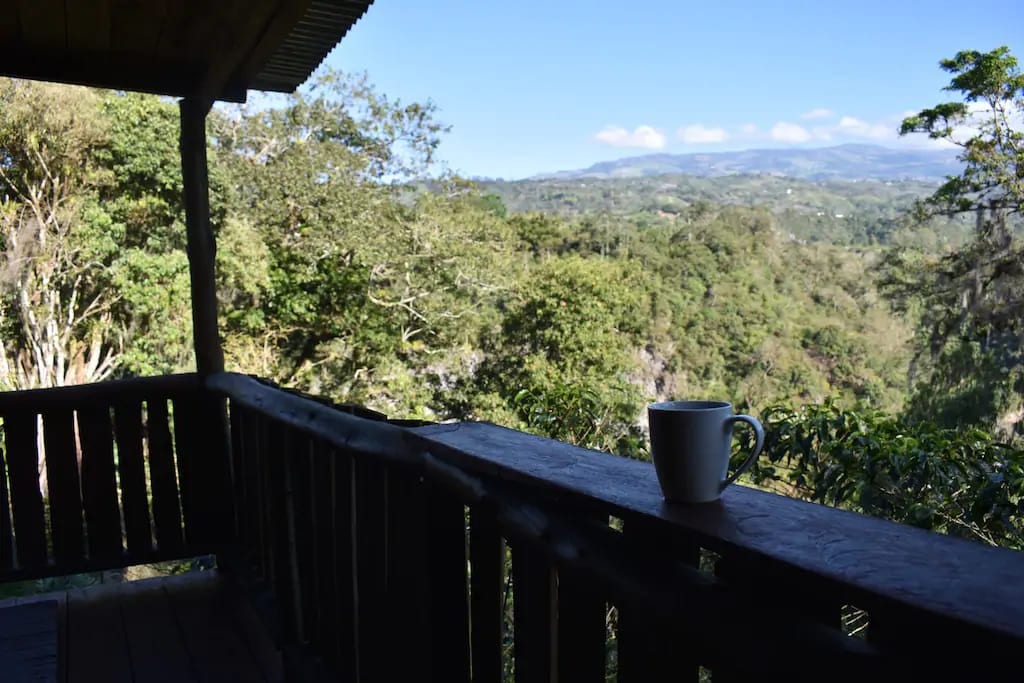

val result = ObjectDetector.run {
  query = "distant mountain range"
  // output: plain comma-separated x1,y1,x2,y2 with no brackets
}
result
537,144,961,182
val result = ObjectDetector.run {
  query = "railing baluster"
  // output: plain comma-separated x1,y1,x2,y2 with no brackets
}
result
867,609,962,679
0,442,13,570
712,551,841,680
512,541,557,683
42,408,85,564
427,484,471,683
866,609,897,651
557,512,606,683
170,398,198,543
353,456,388,683
716,553,840,627
332,448,358,681
469,505,505,683
4,412,47,568
557,574,605,681
311,441,339,672
203,397,233,543
236,407,267,576
617,520,699,683
172,396,211,545
228,398,245,542
113,401,153,554
385,469,430,681
264,420,299,644
77,405,123,560
709,552,749,683
288,432,317,644
257,415,275,582
146,398,184,554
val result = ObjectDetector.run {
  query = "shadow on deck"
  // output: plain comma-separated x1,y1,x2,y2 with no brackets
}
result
0,571,281,682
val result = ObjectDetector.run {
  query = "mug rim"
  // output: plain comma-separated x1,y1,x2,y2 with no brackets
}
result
649,400,731,411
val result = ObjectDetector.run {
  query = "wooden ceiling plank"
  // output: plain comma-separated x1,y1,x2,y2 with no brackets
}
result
18,0,66,50
155,0,189,58
1,0,372,102
156,0,242,76
196,0,295,101
234,0,313,85
174,0,227,55
0,49,245,102
0,4,21,43
109,0,165,55
0,50,188,97
67,0,112,52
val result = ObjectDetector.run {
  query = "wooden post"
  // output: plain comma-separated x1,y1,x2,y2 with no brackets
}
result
180,98,234,561
179,97,224,375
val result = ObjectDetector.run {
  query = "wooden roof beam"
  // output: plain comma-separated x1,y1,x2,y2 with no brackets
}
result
196,0,306,103
0,51,247,103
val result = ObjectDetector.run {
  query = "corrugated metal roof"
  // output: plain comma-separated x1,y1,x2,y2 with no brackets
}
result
252,0,375,93
0,0,376,102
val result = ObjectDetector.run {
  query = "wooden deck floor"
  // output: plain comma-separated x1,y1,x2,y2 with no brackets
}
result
0,571,282,683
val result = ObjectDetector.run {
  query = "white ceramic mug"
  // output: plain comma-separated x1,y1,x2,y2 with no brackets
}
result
647,401,765,503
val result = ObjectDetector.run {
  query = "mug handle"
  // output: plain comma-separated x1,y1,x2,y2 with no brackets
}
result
721,415,765,491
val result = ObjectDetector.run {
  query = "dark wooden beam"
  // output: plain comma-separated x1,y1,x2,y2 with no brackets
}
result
232,0,313,86
17,0,65,51
109,0,163,56
0,4,19,43
66,0,111,52
179,99,224,376
0,51,247,103
196,0,288,102
0,374,200,414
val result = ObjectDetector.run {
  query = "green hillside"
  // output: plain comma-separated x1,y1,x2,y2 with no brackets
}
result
485,173,976,246
537,143,961,181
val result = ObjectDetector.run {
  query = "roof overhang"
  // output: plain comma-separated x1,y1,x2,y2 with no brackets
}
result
0,0,374,103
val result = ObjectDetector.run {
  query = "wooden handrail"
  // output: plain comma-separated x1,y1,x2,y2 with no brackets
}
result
0,372,223,581
206,372,411,462
210,371,1024,656
0,373,201,413
414,422,1024,646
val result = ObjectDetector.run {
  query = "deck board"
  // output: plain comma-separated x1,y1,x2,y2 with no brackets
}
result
223,582,285,683
166,573,266,683
119,578,196,682
0,571,280,682
66,581,132,683
0,599,59,682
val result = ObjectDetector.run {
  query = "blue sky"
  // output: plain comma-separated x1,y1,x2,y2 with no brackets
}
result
324,0,1023,179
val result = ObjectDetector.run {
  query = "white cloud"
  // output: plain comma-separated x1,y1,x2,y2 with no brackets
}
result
809,126,833,141
835,116,893,140
801,108,835,121
738,123,759,136
677,124,729,144
593,125,667,149
770,122,812,143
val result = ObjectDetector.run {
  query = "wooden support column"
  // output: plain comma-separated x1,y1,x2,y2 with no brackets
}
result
180,97,224,375
180,99,235,559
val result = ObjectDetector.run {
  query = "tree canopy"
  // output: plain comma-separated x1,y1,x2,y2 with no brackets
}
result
0,51,1021,556
886,46,1024,434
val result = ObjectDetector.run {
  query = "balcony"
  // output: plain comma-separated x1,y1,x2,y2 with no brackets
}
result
0,373,1020,681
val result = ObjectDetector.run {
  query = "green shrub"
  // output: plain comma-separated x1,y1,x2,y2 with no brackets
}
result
738,401,1024,549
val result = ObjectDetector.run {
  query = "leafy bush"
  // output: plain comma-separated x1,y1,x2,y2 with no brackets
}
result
738,401,1024,549
512,380,645,458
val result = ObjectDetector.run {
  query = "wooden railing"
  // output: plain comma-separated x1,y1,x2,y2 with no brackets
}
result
211,372,1024,681
0,374,232,581
2,372,1021,678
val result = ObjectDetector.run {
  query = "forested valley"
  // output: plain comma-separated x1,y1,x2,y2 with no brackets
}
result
0,47,1021,551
